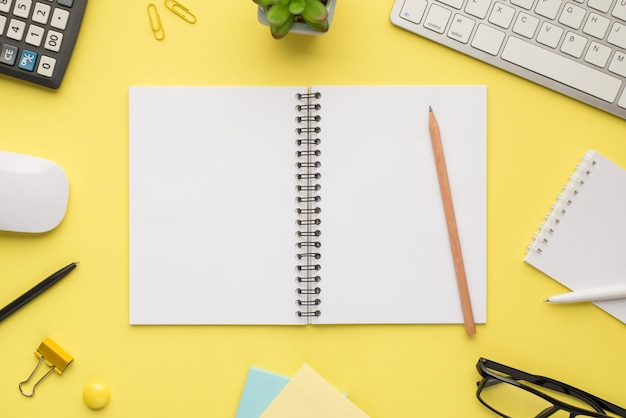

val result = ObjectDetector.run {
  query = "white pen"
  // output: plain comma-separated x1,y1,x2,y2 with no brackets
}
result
544,285,626,303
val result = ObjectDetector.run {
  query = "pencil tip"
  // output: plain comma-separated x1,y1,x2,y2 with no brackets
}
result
542,298,549,302
75,260,81,265
429,105,432,112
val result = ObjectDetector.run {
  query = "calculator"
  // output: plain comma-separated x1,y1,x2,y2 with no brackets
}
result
0,0,87,89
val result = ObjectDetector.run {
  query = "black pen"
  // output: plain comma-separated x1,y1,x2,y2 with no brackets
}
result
0,261,79,322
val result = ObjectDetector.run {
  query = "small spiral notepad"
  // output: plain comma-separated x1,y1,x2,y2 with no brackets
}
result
128,85,487,325
525,150,626,323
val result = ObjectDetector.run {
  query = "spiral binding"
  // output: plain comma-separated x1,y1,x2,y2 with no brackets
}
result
295,91,322,318
527,154,597,255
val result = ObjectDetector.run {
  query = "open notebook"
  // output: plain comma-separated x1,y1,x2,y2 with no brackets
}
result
525,151,626,323
129,85,487,325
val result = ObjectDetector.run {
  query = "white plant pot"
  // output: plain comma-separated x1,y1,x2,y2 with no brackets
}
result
257,0,336,35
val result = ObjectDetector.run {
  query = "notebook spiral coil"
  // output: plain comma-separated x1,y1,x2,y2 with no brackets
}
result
295,91,322,318
527,155,597,255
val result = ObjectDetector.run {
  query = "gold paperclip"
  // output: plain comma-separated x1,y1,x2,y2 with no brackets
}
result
19,338,74,397
164,0,197,24
147,3,165,40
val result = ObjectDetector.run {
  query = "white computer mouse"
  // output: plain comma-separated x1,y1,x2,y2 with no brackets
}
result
0,151,69,233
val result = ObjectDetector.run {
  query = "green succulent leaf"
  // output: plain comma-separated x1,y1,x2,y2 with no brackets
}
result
289,0,306,14
301,0,328,23
303,17,329,32
270,14,295,39
253,0,273,6
266,4,291,26
274,0,291,5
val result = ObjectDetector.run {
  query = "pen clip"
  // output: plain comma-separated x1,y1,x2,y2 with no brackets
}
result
164,0,197,24
147,3,165,41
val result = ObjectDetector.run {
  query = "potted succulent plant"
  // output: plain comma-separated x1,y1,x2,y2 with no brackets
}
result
254,0,336,39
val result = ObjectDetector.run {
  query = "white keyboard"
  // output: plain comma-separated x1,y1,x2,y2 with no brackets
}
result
391,0,626,119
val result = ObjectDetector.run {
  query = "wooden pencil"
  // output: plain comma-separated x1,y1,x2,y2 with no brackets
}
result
428,106,476,335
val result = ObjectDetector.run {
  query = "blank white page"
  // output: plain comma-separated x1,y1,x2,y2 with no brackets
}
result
129,86,302,325
311,85,487,324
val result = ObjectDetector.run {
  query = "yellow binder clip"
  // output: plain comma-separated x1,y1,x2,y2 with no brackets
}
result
147,3,165,40
19,338,73,397
164,0,197,24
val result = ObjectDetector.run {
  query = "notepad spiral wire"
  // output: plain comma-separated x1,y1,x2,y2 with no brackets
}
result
295,91,323,318
527,154,598,255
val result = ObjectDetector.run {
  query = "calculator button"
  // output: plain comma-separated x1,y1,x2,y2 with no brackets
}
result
18,48,36,71
43,28,61,51
7,19,26,41
13,0,32,18
0,44,18,65
36,54,54,77
0,15,6,35
0,0,13,13
57,0,73,6
50,7,68,30
25,23,44,46
32,2,51,24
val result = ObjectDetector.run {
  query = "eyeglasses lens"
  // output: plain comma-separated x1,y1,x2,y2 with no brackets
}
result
480,378,620,417
480,379,554,416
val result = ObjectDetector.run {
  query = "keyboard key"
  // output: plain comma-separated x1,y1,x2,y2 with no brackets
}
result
32,2,51,24
25,23,44,45
424,3,451,33
18,48,36,71
511,0,535,10
489,2,516,28
6,19,26,41
537,21,564,47
438,0,464,10
448,13,475,43
36,53,54,77
588,0,612,13
583,12,610,38
0,0,13,13
513,12,540,38
501,36,621,102
471,23,505,54
536,0,562,19
13,0,32,18
613,0,626,20
465,0,491,18
50,7,69,30
400,0,428,24
584,41,611,67
608,51,626,77
43,28,62,51
607,22,626,48
0,15,6,35
559,2,586,29
0,43,18,65
561,31,587,57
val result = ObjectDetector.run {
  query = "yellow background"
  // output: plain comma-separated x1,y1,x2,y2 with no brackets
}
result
2,1,626,416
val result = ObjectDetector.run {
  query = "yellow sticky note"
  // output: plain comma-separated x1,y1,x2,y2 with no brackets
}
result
260,364,369,418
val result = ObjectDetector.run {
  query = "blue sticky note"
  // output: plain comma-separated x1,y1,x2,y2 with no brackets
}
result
235,367,290,418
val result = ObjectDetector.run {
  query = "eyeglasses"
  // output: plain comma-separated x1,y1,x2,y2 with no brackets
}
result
476,358,626,417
